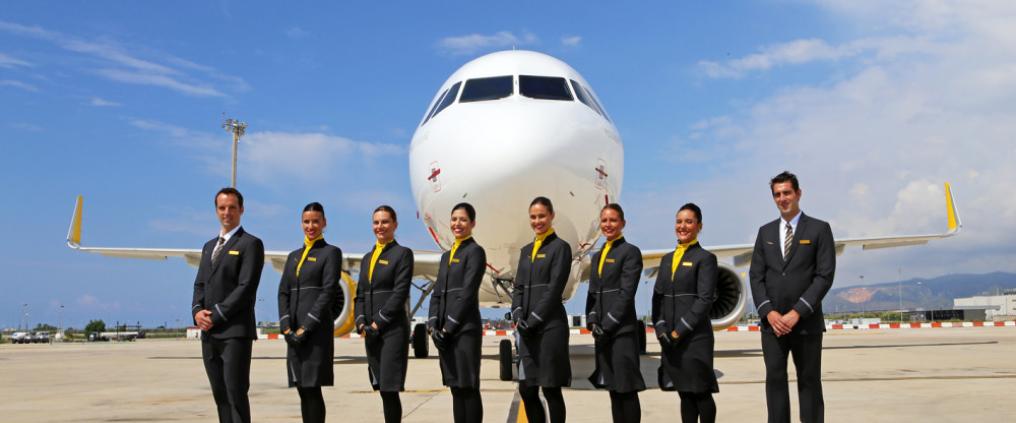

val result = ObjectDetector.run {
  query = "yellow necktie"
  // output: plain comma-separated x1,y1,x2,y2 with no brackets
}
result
296,235,323,277
368,240,389,282
671,239,698,281
598,239,615,276
449,236,471,264
531,228,555,261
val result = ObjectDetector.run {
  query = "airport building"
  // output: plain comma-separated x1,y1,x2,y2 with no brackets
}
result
954,289,1016,320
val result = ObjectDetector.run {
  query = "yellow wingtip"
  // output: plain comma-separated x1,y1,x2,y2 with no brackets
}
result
944,183,959,232
68,195,83,246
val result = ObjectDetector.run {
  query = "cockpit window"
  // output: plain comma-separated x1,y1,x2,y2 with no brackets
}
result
430,81,461,120
519,75,574,101
423,88,449,125
570,79,608,120
459,76,514,102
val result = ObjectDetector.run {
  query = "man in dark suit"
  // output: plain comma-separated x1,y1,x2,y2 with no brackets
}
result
749,171,835,423
192,187,265,423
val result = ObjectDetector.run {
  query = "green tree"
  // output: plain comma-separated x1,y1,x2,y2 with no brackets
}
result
84,319,106,333
33,323,58,332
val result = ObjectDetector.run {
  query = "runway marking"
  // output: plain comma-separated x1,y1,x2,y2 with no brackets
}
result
402,389,441,420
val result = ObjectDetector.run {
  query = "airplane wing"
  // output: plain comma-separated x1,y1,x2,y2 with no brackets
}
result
640,182,962,271
65,196,443,278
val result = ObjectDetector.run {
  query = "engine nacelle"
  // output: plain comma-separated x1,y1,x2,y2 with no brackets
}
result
333,271,358,337
710,264,749,330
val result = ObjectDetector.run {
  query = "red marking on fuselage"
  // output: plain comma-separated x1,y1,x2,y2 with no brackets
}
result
595,165,608,178
427,226,441,246
428,168,441,182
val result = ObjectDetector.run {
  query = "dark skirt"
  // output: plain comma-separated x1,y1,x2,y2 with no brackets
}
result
659,331,718,393
438,329,482,388
517,324,572,388
287,330,334,388
365,323,409,392
588,331,646,393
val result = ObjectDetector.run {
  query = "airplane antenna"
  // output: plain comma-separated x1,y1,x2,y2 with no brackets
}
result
221,117,247,188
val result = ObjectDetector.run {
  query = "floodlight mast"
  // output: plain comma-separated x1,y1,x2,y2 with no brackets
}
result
221,118,247,188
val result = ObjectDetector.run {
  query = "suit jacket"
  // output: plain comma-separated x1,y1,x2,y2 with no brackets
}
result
511,232,572,331
749,213,836,335
192,227,265,339
354,241,413,332
277,239,341,335
428,237,486,335
652,243,718,338
585,237,644,335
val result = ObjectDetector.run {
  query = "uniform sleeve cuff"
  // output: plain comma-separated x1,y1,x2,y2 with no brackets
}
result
794,298,814,318
757,300,773,317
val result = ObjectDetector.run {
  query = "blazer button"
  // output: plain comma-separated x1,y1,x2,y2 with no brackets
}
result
782,272,786,276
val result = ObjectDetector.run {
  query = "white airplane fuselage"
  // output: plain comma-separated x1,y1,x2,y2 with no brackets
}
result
409,51,622,306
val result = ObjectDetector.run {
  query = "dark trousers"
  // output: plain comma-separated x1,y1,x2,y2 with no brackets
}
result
202,337,253,423
761,331,823,423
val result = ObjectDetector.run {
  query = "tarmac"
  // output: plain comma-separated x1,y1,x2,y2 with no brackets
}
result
2,327,1015,422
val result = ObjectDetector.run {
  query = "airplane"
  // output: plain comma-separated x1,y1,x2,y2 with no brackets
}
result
66,50,962,377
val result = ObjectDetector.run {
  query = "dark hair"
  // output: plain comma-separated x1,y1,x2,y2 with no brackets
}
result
529,196,554,214
373,205,397,223
303,202,326,219
215,187,244,207
601,203,625,222
452,202,476,221
770,171,800,193
677,203,703,223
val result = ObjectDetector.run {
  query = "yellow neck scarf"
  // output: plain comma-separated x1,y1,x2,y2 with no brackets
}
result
598,237,618,276
368,240,391,282
296,235,323,277
449,236,471,264
531,228,555,261
671,239,698,281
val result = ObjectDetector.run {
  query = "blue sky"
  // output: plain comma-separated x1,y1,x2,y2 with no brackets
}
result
3,1,1014,329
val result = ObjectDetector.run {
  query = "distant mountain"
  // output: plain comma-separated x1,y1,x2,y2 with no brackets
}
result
820,272,1016,313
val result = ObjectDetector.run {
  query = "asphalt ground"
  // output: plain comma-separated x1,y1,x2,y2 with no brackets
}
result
2,327,1014,422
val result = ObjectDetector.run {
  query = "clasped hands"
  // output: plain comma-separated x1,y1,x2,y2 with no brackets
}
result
357,322,380,337
767,310,800,336
282,326,308,346
194,310,214,331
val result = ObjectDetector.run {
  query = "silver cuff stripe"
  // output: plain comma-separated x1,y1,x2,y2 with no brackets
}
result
607,313,620,323
355,315,366,323
530,312,543,322
370,289,394,294
280,314,290,321
378,312,390,322
290,286,322,291
681,317,694,331
192,304,202,310
588,311,598,315
662,293,697,297
307,313,320,322
446,315,459,324
596,288,620,293
214,304,227,321
799,298,814,312
757,300,771,309
445,287,464,292
654,320,666,327
427,316,438,321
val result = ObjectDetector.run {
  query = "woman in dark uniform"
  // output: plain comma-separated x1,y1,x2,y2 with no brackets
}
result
427,202,487,423
512,196,572,423
278,202,341,423
652,203,719,423
586,203,645,423
354,205,413,423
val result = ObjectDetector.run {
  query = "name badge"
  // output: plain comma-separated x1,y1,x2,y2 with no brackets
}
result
451,258,460,264
682,261,693,267
307,257,317,262
536,254,546,259
228,250,240,255
379,259,389,265
605,258,616,263
799,239,812,245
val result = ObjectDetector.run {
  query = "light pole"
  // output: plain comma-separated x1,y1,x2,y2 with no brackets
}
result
21,303,29,331
58,304,64,338
897,267,903,322
222,118,248,188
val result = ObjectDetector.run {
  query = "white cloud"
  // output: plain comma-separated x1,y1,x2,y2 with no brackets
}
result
437,31,538,56
0,52,32,68
631,1,1016,285
88,96,120,107
561,35,582,47
285,26,310,39
0,79,38,91
698,36,934,78
0,20,247,97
